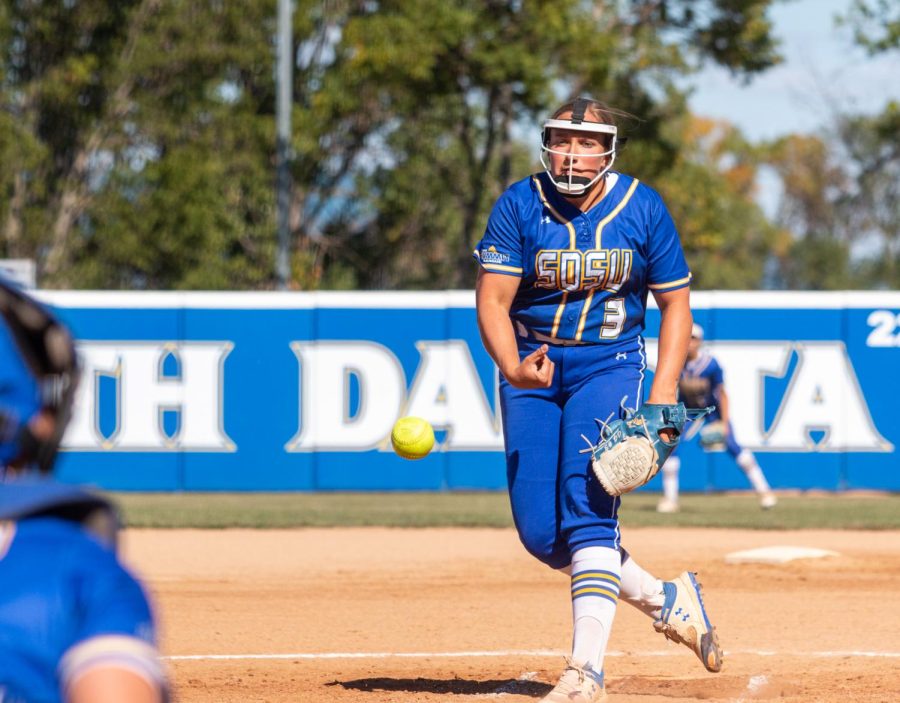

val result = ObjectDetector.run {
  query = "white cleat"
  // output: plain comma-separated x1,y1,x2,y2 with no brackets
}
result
654,571,723,673
760,492,777,509
540,658,606,702
656,498,680,514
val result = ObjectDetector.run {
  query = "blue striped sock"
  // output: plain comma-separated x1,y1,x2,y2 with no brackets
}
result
570,546,621,672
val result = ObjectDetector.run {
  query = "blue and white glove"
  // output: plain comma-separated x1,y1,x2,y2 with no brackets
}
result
589,402,714,497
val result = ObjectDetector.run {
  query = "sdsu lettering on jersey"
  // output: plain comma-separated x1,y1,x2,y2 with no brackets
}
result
474,171,691,344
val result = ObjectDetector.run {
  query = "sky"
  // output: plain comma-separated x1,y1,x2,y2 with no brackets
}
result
687,0,900,141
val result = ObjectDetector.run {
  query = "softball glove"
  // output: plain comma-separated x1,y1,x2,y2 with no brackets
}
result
588,402,713,497
698,420,727,450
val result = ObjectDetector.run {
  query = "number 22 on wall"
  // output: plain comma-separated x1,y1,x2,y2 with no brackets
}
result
867,310,900,347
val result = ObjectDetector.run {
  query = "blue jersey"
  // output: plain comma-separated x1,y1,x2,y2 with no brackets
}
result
0,316,41,473
0,484,162,703
677,352,745,456
474,171,691,345
678,351,724,411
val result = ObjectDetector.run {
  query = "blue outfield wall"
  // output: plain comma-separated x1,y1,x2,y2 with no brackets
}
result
38,290,900,492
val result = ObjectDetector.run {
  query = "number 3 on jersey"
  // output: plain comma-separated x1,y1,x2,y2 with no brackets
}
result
601,298,626,339
536,249,630,340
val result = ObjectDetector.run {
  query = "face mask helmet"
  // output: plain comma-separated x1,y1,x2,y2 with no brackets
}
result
0,278,78,477
540,96,621,196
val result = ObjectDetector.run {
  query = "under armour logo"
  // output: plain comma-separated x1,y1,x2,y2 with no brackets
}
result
541,215,552,225
616,352,627,360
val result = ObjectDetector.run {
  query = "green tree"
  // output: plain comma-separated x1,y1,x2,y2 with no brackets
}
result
70,1,281,289
841,0,900,53
0,0,148,282
761,133,855,289
840,1,900,286
0,0,784,290
0,0,282,288
322,0,784,289
653,115,788,289
766,107,900,289
762,1,900,289
839,104,900,287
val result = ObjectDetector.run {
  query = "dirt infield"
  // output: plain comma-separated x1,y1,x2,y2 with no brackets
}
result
120,527,900,702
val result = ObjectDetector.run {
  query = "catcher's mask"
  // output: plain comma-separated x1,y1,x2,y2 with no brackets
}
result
540,96,622,196
0,278,78,476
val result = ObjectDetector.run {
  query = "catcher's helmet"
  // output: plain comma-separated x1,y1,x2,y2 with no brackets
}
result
540,96,622,196
0,278,78,475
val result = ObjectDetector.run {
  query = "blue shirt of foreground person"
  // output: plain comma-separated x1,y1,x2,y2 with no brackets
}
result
0,278,168,703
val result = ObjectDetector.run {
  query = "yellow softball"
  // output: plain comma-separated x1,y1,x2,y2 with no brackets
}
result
390,416,435,460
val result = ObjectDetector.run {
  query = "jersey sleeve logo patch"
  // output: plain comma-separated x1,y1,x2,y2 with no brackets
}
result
479,246,511,265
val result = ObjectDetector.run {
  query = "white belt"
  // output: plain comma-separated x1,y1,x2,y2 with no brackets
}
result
515,321,587,346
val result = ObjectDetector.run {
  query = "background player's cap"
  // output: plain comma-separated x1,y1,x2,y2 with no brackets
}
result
0,277,78,474
691,323,704,340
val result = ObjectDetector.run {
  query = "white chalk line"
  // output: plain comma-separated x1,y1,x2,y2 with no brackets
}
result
163,648,900,662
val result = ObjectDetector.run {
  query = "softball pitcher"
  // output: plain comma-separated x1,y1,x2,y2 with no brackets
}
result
474,97,723,702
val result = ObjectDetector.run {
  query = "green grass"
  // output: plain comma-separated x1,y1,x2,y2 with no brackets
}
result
618,494,900,529
108,491,515,528
106,491,900,530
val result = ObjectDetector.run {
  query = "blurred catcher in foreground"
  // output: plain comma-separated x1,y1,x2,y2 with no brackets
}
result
657,323,777,513
0,279,168,703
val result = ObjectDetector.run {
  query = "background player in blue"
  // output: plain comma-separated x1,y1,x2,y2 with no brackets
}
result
474,96,723,703
0,278,168,703
657,323,777,513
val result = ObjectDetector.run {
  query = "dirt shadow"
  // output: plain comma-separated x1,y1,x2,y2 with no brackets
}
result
327,676,551,697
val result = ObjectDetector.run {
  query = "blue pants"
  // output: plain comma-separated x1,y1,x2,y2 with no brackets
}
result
499,336,646,569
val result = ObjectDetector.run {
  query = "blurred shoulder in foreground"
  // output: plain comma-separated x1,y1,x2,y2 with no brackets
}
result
0,277,168,703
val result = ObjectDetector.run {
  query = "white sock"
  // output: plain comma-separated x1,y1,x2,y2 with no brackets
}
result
737,450,771,494
569,546,621,672
662,456,680,504
618,547,666,620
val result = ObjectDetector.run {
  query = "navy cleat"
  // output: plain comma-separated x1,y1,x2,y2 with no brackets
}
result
654,571,723,673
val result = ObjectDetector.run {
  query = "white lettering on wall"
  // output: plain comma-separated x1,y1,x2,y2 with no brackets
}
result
286,340,503,452
643,339,891,452
706,342,794,447
286,341,406,451
64,342,235,451
763,342,892,451
405,341,503,450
